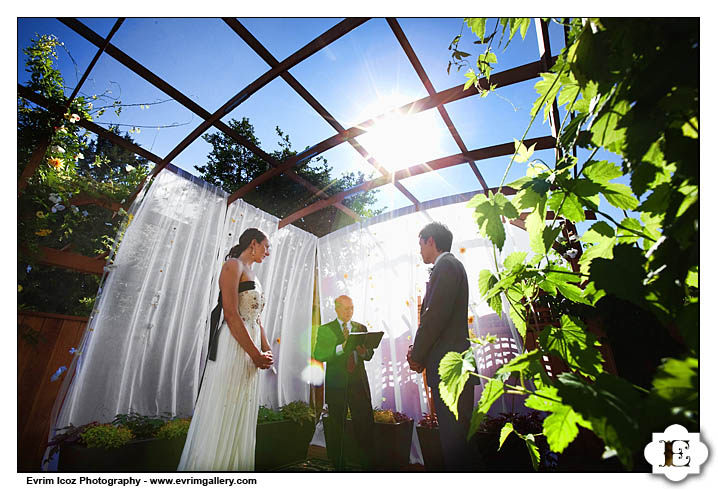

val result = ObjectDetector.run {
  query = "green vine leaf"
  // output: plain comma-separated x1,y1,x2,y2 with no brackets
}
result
582,160,623,183
471,192,518,251
514,139,537,163
601,182,640,210
589,99,630,150
589,244,647,307
523,433,541,470
547,189,586,223
555,373,643,469
503,251,528,271
438,351,472,420
494,349,546,379
506,297,527,340
616,217,642,244
651,357,698,409
468,378,504,439
478,269,498,297
463,69,479,90
538,314,604,378
532,72,561,122
498,422,514,450
542,402,591,453
465,18,487,40
579,221,616,274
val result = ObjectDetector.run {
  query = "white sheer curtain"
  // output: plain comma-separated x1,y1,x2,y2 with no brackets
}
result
254,225,316,408
52,172,320,442
214,201,316,408
315,198,530,464
54,168,228,428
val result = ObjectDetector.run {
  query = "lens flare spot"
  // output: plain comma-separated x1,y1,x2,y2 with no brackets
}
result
301,359,325,386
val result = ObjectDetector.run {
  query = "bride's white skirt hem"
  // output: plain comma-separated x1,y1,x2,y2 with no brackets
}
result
177,322,260,472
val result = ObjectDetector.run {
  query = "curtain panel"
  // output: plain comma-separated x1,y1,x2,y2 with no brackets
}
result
54,168,228,428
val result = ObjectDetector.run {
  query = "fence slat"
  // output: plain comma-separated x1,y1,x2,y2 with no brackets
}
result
17,313,87,472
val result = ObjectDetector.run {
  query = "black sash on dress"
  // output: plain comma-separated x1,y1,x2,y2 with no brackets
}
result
207,280,255,361
197,280,256,405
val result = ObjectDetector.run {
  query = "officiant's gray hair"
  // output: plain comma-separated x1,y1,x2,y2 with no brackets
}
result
334,295,352,308
419,222,453,252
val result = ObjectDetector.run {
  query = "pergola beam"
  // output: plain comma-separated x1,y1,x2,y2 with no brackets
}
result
20,82,360,222
18,83,164,167
278,135,555,228
386,17,489,192
18,19,124,197
222,18,421,207
36,247,106,276
229,57,553,205
157,18,369,176
46,20,362,221
358,188,596,230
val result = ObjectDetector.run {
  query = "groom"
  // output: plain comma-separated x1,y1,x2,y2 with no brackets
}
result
314,295,375,470
407,222,482,471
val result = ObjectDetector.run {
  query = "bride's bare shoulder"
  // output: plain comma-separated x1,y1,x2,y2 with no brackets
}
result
222,258,253,282
221,258,243,275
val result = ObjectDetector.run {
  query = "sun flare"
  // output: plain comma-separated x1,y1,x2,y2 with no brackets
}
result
355,94,443,173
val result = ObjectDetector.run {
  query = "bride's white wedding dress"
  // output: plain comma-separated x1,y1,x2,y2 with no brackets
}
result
178,280,264,471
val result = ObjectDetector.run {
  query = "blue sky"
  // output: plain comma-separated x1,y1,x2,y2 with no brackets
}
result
18,17,641,228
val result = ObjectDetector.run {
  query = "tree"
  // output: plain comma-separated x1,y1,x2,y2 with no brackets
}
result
196,119,385,237
440,18,698,470
18,34,152,316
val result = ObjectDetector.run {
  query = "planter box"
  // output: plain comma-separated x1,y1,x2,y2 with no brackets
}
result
322,417,413,471
416,425,444,471
255,420,316,471
474,431,538,472
58,436,186,472
58,419,316,472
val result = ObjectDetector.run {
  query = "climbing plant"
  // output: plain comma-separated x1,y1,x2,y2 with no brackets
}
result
18,34,152,315
440,18,698,470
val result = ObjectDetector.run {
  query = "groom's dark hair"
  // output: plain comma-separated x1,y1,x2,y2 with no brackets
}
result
419,222,453,252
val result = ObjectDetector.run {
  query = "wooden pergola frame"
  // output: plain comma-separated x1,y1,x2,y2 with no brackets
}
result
19,17,587,276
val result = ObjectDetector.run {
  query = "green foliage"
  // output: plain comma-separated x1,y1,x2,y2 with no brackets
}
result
438,351,475,419
156,418,192,440
257,405,284,424
44,422,100,463
279,400,315,425
80,424,134,449
196,119,385,237
440,17,698,470
18,34,152,316
111,412,168,440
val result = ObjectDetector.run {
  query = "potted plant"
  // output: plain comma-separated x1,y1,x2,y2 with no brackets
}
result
416,412,444,471
473,411,550,472
53,413,191,472
54,422,139,472
255,401,316,471
140,418,191,471
323,408,413,471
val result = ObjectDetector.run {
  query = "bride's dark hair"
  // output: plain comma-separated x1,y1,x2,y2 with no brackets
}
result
225,228,267,261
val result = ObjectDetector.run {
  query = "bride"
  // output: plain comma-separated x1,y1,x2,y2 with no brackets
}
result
178,228,274,471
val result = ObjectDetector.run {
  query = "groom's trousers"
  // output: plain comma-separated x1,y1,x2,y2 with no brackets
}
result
431,383,483,471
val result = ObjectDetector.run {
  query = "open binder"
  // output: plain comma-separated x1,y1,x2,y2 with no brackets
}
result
344,331,384,351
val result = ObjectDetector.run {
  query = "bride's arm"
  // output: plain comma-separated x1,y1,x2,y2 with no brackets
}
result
219,259,270,368
258,319,271,353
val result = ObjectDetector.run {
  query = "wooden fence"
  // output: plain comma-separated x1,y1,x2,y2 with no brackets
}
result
18,311,88,472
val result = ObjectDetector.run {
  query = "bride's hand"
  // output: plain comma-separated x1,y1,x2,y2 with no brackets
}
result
262,350,273,368
252,350,273,369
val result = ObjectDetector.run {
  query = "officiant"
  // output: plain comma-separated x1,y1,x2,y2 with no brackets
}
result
313,295,375,471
